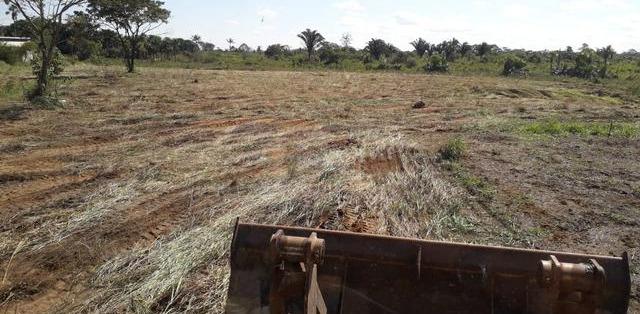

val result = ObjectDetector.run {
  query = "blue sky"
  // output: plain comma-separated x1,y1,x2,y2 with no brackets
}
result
2,0,639,51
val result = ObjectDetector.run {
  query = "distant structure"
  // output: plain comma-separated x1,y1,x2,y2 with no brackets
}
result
0,36,31,47
0,36,33,62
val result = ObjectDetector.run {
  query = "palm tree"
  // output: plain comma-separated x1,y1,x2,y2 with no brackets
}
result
597,45,615,78
459,42,472,58
297,29,325,60
477,42,492,57
227,38,235,51
366,38,389,60
410,38,430,58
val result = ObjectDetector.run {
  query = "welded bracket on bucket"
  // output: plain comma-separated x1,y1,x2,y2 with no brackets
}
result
268,229,327,314
539,255,606,314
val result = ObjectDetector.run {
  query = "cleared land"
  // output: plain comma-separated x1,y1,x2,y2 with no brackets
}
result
1,66,639,313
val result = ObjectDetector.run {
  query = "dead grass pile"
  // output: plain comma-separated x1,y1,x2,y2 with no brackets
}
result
74,135,469,313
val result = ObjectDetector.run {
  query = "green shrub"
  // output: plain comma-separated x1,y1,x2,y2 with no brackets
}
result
265,44,289,60
439,138,466,160
425,53,448,73
502,55,527,76
318,43,341,65
518,120,640,138
404,57,417,68
0,44,25,65
573,49,599,79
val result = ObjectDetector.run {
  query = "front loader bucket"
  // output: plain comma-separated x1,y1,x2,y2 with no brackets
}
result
225,223,630,314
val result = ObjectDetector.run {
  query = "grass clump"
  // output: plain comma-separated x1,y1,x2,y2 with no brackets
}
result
0,104,28,121
518,120,639,138
438,138,467,161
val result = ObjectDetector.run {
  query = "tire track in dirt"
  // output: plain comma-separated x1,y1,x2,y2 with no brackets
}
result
0,172,108,221
1,115,333,313
1,186,206,313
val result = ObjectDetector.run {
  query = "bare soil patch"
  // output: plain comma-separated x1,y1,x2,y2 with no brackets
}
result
0,66,638,313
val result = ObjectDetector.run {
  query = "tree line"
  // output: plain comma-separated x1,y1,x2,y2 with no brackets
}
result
2,0,639,100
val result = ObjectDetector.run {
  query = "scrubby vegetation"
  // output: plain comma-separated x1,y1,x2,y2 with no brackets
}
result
518,120,640,138
1,3,640,313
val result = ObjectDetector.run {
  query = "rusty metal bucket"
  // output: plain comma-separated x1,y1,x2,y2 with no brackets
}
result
225,222,630,314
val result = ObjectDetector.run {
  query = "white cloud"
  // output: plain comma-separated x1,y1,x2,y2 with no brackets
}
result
257,8,278,19
225,19,240,26
501,4,531,18
393,11,419,26
334,0,365,12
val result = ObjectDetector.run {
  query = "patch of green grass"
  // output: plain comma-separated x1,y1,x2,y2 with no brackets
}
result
517,120,640,138
438,138,467,161
0,79,31,102
445,162,496,202
552,88,623,104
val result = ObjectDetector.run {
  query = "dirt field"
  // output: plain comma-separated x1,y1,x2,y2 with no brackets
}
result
1,66,639,313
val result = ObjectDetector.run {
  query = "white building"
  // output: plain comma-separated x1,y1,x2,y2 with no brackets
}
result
0,37,33,62
0,36,31,47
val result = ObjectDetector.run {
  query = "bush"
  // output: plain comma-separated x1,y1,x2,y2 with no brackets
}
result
318,43,341,65
404,57,417,68
502,55,527,76
390,52,409,66
439,138,466,161
425,53,448,72
0,44,25,65
573,50,599,79
265,44,289,60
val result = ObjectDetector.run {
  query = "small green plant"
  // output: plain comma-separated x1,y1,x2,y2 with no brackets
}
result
439,138,466,161
425,53,448,73
27,48,64,101
518,120,639,138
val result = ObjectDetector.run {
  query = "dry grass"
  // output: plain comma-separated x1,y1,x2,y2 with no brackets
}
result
1,65,638,313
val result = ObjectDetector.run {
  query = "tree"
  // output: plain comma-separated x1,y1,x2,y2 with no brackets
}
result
318,42,341,65
440,38,460,61
459,42,472,58
425,53,448,73
597,45,615,78
297,28,324,61
63,11,101,60
265,44,288,59
88,0,170,73
476,42,492,57
226,38,234,50
237,43,252,53
365,38,390,60
191,35,202,48
340,33,352,48
0,19,32,37
502,55,527,76
3,0,86,98
410,38,429,58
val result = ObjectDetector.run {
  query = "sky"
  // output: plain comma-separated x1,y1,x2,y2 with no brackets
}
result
1,0,639,51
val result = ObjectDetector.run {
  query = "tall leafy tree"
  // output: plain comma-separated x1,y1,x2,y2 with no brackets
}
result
597,45,615,78
297,28,324,61
459,42,472,58
410,38,429,58
88,0,170,73
340,33,352,48
476,42,492,57
366,38,390,60
63,11,101,60
3,0,86,97
226,38,234,50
